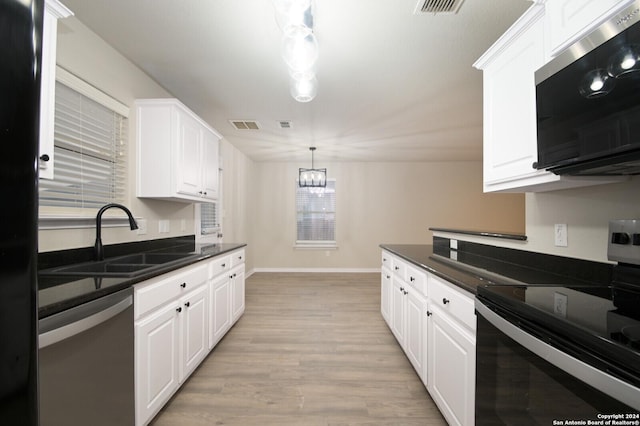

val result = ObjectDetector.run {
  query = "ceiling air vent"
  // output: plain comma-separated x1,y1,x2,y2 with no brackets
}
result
278,120,293,129
229,120,260,130
414,0,465,14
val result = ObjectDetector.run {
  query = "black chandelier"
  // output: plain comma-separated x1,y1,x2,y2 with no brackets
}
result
298,147,326,188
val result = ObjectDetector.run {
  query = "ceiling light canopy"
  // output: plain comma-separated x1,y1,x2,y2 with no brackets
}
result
299,147,326,187
273,0,318,103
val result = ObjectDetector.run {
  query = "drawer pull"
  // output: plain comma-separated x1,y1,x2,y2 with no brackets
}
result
180,283,187,288
176,307,182,313
410,276,415,282
184,302,190,308
442,298,450,305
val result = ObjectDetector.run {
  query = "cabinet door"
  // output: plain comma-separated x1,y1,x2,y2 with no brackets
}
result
231,266,245,323
180,284,209,381
201,129,219,201
135,303,180,426
406,289,426,385
547,0,635,56
391,279,406,345
428,306,475,426
209,273,231,349
381,267,392,326
482,12,550,191
176,111,202,197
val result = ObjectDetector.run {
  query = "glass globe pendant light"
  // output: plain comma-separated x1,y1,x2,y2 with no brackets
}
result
290,74,318,102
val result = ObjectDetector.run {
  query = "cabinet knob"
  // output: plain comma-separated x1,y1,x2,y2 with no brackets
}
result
410,276,415,282
426,311,432,317
403,290,408,295
180,282,187,288
442,298,450,305
184,302,190,308
386,275,391,279
40,154,50,162
239,256,243,260
230,275,234,279
222,263,226,268
394,266,399,271
399,287,404,292
176,307,182,313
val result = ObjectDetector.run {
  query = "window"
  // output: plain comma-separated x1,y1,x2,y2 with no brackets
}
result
296,179,336,248
39,68,128,211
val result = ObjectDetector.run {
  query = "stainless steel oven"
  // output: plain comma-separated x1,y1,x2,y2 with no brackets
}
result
475,220,640,425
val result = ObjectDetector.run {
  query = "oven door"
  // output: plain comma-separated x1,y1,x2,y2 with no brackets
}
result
475,301,639,425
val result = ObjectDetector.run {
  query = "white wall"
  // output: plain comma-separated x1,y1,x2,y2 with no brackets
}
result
251,161,524,270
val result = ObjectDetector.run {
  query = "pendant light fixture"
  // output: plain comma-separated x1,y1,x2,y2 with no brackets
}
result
273,0,318,103
299,147,326,187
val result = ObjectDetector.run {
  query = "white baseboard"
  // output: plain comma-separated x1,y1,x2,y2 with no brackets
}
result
250,267,381,274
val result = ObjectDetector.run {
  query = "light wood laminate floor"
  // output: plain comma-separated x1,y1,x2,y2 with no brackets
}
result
151,272,447,426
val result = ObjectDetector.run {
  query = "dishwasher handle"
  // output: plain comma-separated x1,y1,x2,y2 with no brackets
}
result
39,287,133,349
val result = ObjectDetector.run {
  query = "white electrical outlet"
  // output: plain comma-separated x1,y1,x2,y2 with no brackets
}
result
554,292,568,318
554,224,568,247
450,239,458,250
136,219,147,235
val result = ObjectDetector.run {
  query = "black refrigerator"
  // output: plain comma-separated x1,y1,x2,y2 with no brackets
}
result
0,0,43,425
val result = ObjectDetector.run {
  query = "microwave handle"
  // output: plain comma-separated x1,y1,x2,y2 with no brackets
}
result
475,300,640,411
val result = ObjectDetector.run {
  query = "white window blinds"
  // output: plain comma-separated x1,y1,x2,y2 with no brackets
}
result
200,202,219,235
296,180,336,244
39,78,128,209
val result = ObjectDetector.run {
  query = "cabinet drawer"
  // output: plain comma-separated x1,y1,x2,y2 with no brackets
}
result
381,251,392,269
391,256,406,280
406,264,427,297
230,249,245,267
429,274,476,331
209,255,231,278
135,263,208,319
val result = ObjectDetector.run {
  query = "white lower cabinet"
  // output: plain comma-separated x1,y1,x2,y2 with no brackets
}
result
230,264,245,322
427,303,476,426
406,288,427,384
209,273,231,350
135,247,246,426
380,267,392,324
381,249,476,426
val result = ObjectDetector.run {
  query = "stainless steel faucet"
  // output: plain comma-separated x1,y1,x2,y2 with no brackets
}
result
94,203,138,261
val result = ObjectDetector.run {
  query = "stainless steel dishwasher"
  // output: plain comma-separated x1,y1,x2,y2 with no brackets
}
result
39,287,134,426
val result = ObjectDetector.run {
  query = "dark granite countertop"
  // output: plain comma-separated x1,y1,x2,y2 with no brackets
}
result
380,239,612,295
38,238,246,318
429,227,527,241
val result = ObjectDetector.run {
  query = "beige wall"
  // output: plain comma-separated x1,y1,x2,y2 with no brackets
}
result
439,177,640,264
251,161,524,270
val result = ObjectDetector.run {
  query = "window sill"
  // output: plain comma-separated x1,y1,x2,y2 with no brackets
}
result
39,214,140,230
293,242,338,250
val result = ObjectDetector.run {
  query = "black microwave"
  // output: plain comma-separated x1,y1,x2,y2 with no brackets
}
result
535,0,640,176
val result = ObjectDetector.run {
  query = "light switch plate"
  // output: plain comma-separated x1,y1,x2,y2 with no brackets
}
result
554,224,568,247
136,218,147,235
159,220,170,233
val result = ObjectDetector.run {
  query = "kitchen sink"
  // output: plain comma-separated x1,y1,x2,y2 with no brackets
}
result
39,252,197,278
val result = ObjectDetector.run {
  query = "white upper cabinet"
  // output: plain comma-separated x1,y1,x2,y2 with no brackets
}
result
547,0,636,56
475,2,627,192
136,99,221,203
38,0,73,180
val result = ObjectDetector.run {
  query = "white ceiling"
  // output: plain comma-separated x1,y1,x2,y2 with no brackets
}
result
60,0,530,163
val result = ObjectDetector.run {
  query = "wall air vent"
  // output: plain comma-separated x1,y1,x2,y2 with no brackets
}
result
414,0,465,14
278,120,293,129
229,120,260,130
